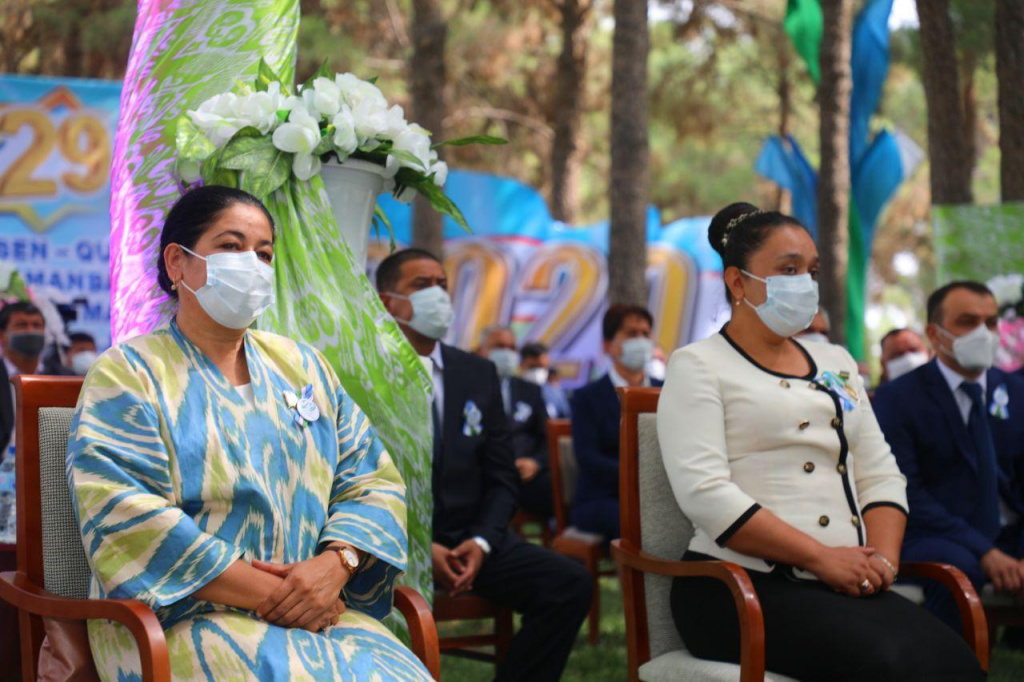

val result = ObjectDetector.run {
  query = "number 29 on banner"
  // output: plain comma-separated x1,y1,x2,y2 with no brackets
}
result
0,107,111,198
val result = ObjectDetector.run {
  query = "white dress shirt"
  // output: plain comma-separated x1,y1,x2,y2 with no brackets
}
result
935,359,987,425
657,332,908,578
608,364,651,389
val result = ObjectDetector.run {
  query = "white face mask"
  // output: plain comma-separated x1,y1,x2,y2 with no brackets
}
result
885,351,929,381
489,348,520,378
646,357,667,382
388,286,454,340
521,367,549,386
70,350,98,376
798,332,830,345
742,271,820,338
936,324,1000,373
619,337,654,371
179,246,275,330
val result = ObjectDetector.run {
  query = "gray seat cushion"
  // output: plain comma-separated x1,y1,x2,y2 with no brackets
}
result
39,407,91,600
639,650,799,682
637,414,798,681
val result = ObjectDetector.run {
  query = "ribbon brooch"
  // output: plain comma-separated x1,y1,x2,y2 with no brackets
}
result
463,400,483,437
817,370,858,413
284,384,321,427
514,401,533,423
990,384,1010,420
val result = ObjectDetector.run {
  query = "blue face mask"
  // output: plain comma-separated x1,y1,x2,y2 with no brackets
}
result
742,271,820,338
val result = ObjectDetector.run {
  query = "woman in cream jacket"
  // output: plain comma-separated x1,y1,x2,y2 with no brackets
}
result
657,202,983,681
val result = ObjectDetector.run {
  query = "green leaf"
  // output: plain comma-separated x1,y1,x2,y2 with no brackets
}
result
256,58,283,93
367,76,379,85
313,132,335,157
220,136,279,172
243,148,292,198
175,116,215,161
430,134,508,149
200,145,238,188
374,204,397,251
301,58,334,93
403,174,470,232
387,149,428,170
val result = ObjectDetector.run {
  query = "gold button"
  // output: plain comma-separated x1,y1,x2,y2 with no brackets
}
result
803,462,815,473
831,417,842,429
819,515,830,527
780,379,791,388
851,515,861,528
836,463,848,475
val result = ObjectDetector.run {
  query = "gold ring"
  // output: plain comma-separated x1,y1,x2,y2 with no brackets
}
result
860,579,872,592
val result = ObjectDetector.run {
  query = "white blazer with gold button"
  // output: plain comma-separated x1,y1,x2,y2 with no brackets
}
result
656,330,908,579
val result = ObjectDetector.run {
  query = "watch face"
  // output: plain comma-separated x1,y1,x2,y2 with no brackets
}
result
341,548,359,570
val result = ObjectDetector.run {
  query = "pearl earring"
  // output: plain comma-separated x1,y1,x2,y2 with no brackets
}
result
171,282,178,291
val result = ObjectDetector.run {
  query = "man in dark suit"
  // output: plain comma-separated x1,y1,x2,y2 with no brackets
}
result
570,304,663,542
377,248,590,681
0,301,72,453
875,281,1024,628
477,325,553,520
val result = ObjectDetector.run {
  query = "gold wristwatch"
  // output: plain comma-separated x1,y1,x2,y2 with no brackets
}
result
334,545,360,575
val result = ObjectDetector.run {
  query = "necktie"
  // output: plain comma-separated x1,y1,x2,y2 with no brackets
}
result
961,381,1001,538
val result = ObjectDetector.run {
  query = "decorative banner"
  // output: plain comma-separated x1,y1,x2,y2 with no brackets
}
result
934,203,1024,371
0,75,121,347
370,171,728,388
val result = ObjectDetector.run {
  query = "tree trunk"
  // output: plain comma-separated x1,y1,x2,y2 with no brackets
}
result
996,0,1024,202
608,0,649,306
916,0,973,204
549,0,591,224
961,50,978,172
774,28,792,212
816,0,853,346
409,0,447,258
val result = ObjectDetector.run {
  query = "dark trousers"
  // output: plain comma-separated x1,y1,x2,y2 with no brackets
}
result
671,553,984,682
471,537,592,682
570,497,619,541
519,469,553,520
903,527,1023,631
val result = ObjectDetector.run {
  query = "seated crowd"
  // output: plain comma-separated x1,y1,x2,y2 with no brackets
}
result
2,185,1015,681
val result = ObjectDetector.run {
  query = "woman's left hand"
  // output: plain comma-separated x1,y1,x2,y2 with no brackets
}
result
253,554,349,628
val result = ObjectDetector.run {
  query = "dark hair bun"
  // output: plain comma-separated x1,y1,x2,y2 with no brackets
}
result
708,202,761,259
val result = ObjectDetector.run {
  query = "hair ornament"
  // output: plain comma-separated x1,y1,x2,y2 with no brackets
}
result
721,210,763,249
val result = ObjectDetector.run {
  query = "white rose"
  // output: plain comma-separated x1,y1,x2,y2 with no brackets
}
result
331,108,359,157
272,106,323,181
189,93,243,147
430,160,448,187
240,81,286,134
311,77,342,119
351,97,389,148
392,124,433,171
335,73,388,110
382,105,408,140
988,274,1024,307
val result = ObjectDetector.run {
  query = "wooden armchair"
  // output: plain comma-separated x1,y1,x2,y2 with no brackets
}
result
0,376,441,681
613,387,989,682
547,418,609,645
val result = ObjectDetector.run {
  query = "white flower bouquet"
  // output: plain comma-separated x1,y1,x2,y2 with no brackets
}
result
175,60,504,230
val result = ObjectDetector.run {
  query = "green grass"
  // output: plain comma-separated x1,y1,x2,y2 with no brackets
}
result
439,571,1024,681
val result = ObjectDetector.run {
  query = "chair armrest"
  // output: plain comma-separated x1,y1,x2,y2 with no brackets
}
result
0,571,170,682
899,562,989,672
611,540,765,682
394,585,440,680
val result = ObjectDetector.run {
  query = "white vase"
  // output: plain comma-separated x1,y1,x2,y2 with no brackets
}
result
320,158,387,268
